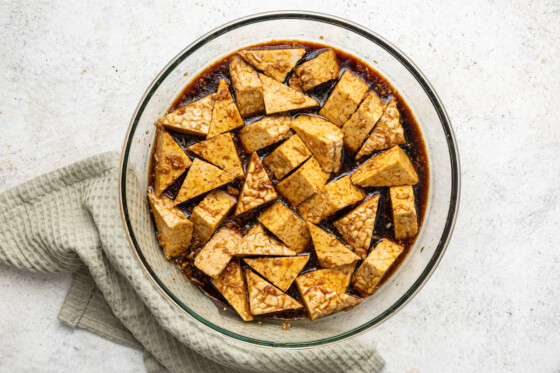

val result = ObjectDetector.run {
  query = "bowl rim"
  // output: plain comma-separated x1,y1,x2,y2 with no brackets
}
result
119,10,461,349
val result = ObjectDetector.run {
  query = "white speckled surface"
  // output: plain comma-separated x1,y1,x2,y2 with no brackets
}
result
1,1,559,372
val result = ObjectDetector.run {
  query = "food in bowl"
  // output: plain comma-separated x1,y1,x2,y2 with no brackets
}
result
147,40,429,322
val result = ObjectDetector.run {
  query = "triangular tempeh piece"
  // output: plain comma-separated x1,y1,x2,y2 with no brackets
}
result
194,227,241,278
296,281,361,321
235,152,277,215
245,268,303,315
174,158,234,204
351,239,405,297
156,94,215,136
239,48,306,82
243,255,310,292
294,263,356,294
212,259,253,321
229,55,265,117
350,146,418,187
207,79,244,138
187,132,244,179
342,91,387,154
153,128,192,196
333,194,380,259
290,115,343,173
233,225,295,257
259,73,319,114
148,191,193,259
307,223,360,268
357,98,406,158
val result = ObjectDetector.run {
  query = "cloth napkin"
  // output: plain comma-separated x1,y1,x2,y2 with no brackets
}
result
0,151,385,373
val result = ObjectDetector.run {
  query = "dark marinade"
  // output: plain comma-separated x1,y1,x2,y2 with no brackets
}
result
149,40,430,321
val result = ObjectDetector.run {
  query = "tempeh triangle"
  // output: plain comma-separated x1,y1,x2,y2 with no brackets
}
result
156,94,215,136
295,263,360,321
259,73,318,114
333,194,380,259
350,146,418,187
296,282,361,321
207,79,244,138
239,48,306,82
245,268,303,315
357,98,406,158
174,158,234,204
153,128,192,196
307,223,360,268
243,255,310,292
212,259,253,321
233,225,295,257
235,152,277,215
294,263,356,294
187,132,244,179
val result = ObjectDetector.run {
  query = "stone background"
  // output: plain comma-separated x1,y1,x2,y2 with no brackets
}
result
1,1,559,372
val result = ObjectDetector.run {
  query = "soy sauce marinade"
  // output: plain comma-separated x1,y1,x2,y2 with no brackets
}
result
149,40,430,320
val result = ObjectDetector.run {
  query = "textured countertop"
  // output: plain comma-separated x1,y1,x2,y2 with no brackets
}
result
1,1,559,372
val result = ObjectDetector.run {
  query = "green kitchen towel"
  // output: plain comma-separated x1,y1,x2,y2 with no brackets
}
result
0,151,385,373
58,266,167,372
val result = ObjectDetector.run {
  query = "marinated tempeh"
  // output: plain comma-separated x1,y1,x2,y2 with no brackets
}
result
156,94,215,136
212,259,253,321
307,223,360,268
292,49,340,91
229,55,265,117
148,41,429,323
390,186,418,239
259,73,319,114
258,202,311,253
351,146,419,187
319,71,369,127
148,191,193,259
291,115,344,173
342,91,387,154
237,115,292,154
352,239,404,297
295,263,356,294
190,190,236,243
239,48,306,82
207,79,244,138
174,158,235,205
263,134,311,180
232,224,296,257
243,255,310,292
333,194,380,259
153,128,192,197
357,98,406,158
298,176,365,223
296,279,361,321
245,269,303,315
276,156,330,206
235,153,277,215
187,132,244,179
295,263,359,322
194,228,242,278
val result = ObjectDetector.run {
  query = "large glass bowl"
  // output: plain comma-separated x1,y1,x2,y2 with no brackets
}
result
119,11,460,348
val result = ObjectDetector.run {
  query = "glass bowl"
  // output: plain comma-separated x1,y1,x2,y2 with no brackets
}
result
119,11,460,348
